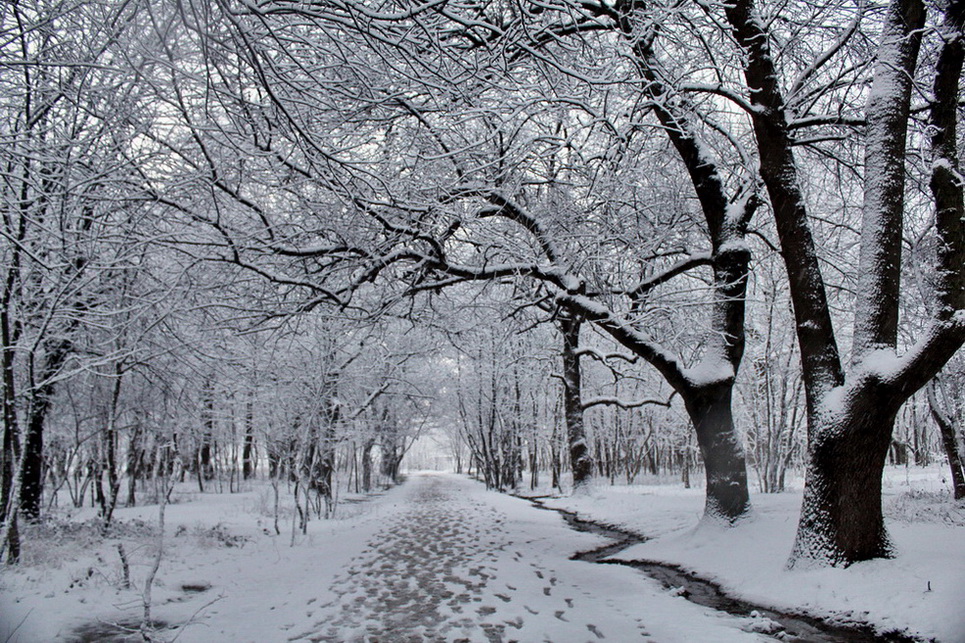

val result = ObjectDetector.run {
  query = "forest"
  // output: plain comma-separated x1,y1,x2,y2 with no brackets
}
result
1,0,964,640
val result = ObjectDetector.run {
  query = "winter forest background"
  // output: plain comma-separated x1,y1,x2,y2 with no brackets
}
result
1,0,964,640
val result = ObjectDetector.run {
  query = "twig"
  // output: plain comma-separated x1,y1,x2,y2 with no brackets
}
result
168,594,224,642
116,542,131,589
3,607,33,643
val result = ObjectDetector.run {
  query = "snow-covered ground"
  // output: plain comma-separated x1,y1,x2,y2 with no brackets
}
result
538,465,965,643
0,468,961,642
0,473,772,642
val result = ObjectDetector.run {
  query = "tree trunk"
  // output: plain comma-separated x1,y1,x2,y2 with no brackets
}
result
684,383,750,521
100,369,124,526
529,439,539,490
199,379,216,482
242,398,255,481
928,384,965,500
1,399,20,563
127,425,142,507
20,407,46,521
559,314,592,490
21,338,72,521
790,390,897,566
361,439,374,492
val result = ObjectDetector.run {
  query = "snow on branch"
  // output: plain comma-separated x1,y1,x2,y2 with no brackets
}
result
575,347,638,364
678,82,761,115
476,190,563,265
866,313,965,398
581,394,675,411
787,6,864,104
626,252,713,300
787,115,866,130
557,293,689,393
268,243,369,258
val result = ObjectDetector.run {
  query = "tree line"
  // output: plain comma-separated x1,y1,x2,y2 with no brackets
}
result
1,0,963,569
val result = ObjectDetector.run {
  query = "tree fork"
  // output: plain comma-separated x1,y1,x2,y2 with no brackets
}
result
789,387,899,566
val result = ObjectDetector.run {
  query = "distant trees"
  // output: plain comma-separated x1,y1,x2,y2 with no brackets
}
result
740,272,806,494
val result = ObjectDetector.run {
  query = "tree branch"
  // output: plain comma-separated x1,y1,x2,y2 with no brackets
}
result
582,393,674,411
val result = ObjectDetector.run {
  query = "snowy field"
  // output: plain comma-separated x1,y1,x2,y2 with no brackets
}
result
539,465,965,643
0,467,961,642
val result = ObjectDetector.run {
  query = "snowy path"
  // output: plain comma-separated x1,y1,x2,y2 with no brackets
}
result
285,473,765,642
297,474,637,641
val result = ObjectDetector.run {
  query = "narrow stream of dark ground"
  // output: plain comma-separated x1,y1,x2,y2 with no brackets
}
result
524,497,926,643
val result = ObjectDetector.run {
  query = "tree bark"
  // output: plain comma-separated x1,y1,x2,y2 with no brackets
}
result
559,314,592,490
790,385,899,566
19,418,43,521
928,383,965,500
201,382,216,482
127,425,142,507
242,398,255,480
684,383,750,521
361,438,375,492
21,339,71,520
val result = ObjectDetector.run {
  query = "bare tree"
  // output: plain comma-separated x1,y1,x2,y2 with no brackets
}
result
0,0,154,558
184,0,758,521
715,0,964,565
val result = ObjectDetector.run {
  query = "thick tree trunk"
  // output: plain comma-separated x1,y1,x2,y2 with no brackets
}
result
21,338,72,520
20,407,45,521
684,383,750,522
559,315,592,490
790,391,897,566
1,403,20,563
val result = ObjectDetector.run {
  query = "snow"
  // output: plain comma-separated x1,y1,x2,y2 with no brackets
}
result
1,474,774,642
2,469,961,642
683,351,736,388
716,237,752,255
539,466,965,643
858,347,903,382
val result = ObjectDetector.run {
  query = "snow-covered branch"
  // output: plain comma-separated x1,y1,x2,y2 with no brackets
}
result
626,252,713,301
575,347,638,364
581,394,674,411
556,292,690,394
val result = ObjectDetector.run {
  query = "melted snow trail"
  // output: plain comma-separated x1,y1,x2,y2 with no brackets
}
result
294,473,764,643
